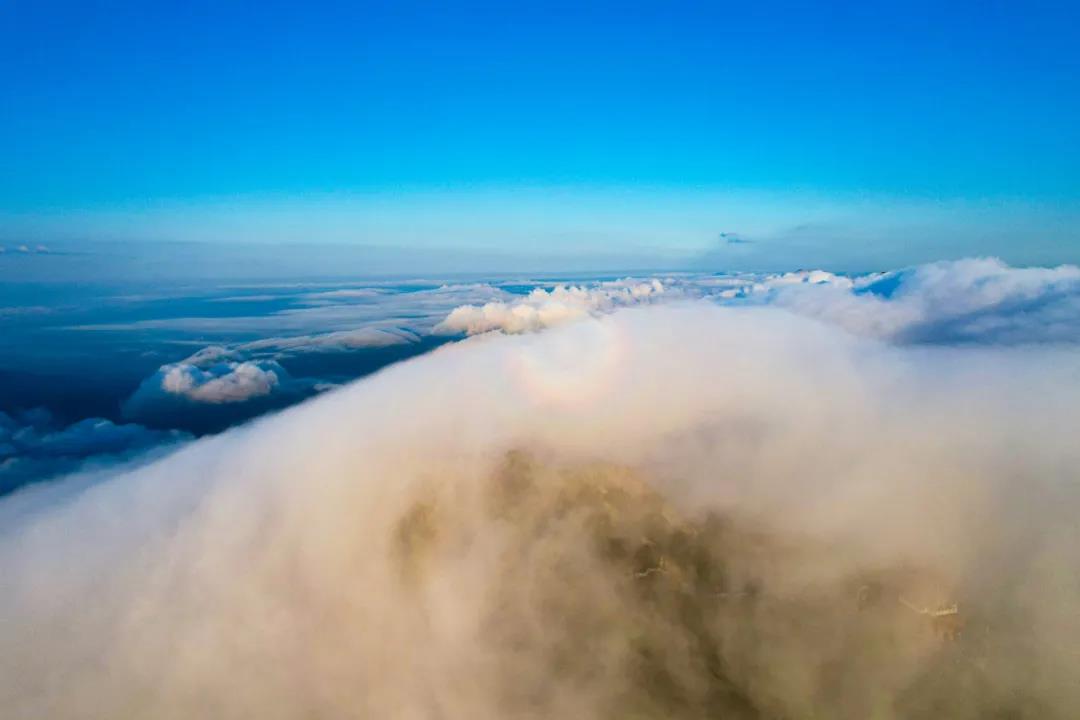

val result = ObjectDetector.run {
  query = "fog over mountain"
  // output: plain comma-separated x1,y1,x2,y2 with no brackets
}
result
1,258,1079,718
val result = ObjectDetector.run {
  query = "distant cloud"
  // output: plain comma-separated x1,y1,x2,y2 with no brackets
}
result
108,283,491,434
239,327,421,354
0,408,189,495
3,244,51,255
433,258,1080,346
21,258,1080,460
437,280,665,335
718,231,753,245
122,359,321,434
180,345,236,365
298,288,389,304
68,282,506,337
0,306,53,317
209,294,282,303
762,257,1080,344
159,361,284,404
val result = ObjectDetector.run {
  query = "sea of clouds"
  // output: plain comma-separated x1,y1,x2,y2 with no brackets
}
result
112,257,1080,419
2,257,1080,718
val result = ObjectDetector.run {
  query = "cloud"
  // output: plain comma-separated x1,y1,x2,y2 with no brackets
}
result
119,329,429,433
122,360,307,430
239,327,422,353
1,300,1079,717
68,282,508,338
430,259,1080,347
126,331,423,418
297,288,389,304
0,408,188,495
0,305,52,317
436,279,665,335
6,244,49,255
718,231,753,245
50,257,1080,445
158,361,284,403
762,257,1080,344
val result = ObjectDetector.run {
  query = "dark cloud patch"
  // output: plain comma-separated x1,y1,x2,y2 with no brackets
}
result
0,408,189,496
718,231,753,245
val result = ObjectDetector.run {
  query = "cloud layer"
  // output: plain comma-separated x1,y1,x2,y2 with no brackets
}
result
2,297,1079,717
763,258,1080,344
435,258,1080,346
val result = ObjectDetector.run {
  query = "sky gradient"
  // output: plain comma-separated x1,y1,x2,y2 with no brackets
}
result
2,0,1079,270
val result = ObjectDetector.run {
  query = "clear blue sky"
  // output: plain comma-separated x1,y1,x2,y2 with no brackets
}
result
2,0,1079,270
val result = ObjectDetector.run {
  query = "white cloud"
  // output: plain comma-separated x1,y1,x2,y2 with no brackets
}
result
430,258,1080,346
762,257,1080,344
240,327,421,353
159,361,283,404
436,279,665,335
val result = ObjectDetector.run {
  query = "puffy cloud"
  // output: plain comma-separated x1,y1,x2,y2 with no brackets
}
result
158,361,282,403
123,360,304,433
436,279,665,335
2,304,1079,717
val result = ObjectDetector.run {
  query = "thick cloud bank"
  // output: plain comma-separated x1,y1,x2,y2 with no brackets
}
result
2,300,1079,719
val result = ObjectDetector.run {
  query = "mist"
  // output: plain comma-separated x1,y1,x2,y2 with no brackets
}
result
2,302,1078,718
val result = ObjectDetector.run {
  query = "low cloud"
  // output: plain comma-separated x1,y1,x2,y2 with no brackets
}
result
2,294,1079,717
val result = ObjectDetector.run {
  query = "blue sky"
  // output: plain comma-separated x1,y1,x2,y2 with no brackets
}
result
2,0,1079,270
